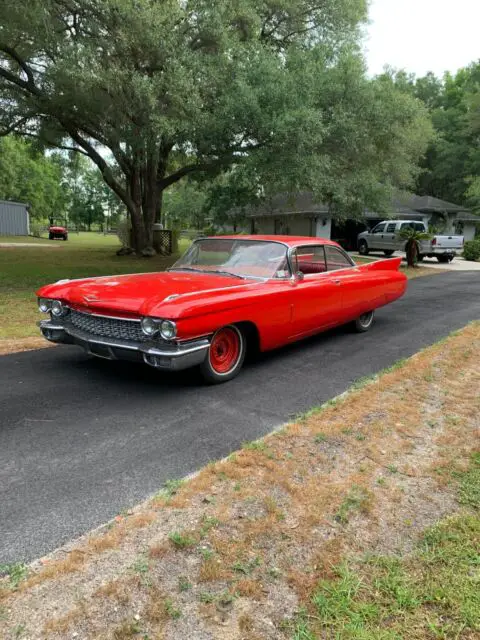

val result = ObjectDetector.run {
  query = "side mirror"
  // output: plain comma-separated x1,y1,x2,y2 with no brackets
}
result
295,271,304,281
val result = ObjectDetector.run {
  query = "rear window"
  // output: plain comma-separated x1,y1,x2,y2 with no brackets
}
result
401,222,425,232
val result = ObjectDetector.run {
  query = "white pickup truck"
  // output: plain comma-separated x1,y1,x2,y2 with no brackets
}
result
357,220,464,263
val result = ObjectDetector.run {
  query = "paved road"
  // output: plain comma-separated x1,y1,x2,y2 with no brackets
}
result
1,272,479,564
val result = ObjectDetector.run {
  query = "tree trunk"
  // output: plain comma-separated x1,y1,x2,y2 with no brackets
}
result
406,239,418,267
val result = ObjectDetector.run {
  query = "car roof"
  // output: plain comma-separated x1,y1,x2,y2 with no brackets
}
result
377,220,425,224
206,235,340,248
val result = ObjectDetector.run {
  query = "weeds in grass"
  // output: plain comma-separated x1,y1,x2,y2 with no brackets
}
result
294,451,480,639
314,433,328,443
164,478,184,496
198,591,215,603
232,556,261,575
457,452,480,509
168,531,196,549
112,619,142,638
178,576,192,592
335,485,372,524
164,598,181,619
0,563,27,589
200,515,219,537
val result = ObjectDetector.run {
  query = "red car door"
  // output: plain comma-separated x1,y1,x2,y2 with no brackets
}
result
323,245,372,319
288,245,344,339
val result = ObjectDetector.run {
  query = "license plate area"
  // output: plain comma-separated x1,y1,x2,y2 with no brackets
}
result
89,343,115,360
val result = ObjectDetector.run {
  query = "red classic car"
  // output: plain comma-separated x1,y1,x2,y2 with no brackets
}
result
37,236,407,383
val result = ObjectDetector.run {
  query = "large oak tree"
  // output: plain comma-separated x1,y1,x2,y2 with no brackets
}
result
1,0,432,252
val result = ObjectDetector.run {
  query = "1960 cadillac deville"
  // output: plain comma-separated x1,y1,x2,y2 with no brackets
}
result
37,236,407,383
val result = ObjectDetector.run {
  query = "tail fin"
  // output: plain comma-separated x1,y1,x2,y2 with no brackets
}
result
356,257,402,272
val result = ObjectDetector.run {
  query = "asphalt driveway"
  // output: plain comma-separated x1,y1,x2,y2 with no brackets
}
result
1,271,479,564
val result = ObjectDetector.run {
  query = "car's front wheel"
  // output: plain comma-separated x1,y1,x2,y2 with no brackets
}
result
384,250,394,257
200,325,246,384
354,311,375,333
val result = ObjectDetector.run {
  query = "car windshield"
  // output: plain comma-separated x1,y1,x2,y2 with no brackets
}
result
170,239,289,280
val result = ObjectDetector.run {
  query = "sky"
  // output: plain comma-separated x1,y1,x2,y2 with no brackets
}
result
364,0,480,78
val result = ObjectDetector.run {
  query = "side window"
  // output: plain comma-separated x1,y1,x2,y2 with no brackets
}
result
414,222,425,232
372,223,386,233
296,245,327,275
325,246,354,271
386,223,397,233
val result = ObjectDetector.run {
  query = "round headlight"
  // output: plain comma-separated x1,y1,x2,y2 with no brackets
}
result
160,320,176,340
51,300,65,317
141,317,159,336
38,298,51,313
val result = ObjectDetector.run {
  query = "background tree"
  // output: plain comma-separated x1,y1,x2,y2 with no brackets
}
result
0,0,433,255
397,62,480,207
0,135,67,221
0,0,367,254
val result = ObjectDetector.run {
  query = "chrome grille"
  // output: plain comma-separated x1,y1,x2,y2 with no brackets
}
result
69,309,147,342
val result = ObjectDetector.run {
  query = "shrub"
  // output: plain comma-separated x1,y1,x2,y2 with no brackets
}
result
29,223,43,238
116,218,131,248
463,239,480,262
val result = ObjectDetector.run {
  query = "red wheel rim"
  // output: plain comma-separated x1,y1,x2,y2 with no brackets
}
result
209,327,241,374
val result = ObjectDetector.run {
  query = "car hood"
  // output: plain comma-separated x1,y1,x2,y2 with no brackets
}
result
38,271,250,317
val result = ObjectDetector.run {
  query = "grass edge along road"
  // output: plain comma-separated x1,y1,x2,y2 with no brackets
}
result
1,232,444,352
0,233,190,346
1,322,479,639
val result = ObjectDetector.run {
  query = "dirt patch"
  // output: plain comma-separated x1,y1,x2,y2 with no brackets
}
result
0,337,53,355
1,324,479,639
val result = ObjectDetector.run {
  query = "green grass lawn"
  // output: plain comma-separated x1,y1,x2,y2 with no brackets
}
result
0,233,190,339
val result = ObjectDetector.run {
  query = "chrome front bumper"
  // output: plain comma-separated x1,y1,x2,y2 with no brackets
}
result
38,319,209,371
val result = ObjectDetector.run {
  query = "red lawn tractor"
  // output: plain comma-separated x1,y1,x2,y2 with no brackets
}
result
48,218,68,241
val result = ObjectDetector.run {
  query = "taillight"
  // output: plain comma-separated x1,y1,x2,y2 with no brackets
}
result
431,237,437,246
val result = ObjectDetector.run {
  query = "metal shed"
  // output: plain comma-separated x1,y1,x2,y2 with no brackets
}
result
0,200,29,236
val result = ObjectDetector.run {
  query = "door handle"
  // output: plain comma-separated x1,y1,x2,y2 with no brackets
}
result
333,279,342,285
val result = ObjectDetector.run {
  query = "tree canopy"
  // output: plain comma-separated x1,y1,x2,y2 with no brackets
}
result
1,0,433,251
0,135,67,221
391,63,480,211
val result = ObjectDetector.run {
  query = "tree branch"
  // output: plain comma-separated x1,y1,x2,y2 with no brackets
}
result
0,45,41,95
0,116,29,137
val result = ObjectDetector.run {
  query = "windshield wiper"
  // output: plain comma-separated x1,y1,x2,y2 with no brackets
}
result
168,267,205,273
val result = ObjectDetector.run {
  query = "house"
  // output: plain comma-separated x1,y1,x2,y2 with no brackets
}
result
0,200,30,236
246,192,478,249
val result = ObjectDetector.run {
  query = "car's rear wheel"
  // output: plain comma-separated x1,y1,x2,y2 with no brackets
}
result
437,255,450,263
200,325,246,384
49,232,54,240
63,235,68,241
358,240,369,255
354,310,375,333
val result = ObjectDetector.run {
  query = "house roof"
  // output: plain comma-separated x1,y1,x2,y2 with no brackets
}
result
246,191,475,221
0,200,29,208
246,192,329,218
396,194,469,213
